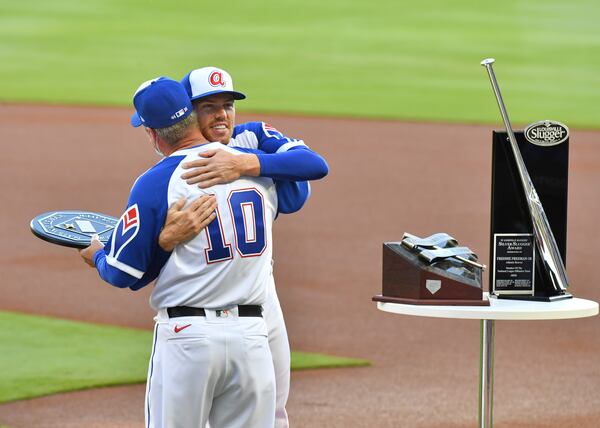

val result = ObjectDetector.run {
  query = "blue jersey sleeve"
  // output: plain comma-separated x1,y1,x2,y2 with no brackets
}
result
94,249,138,288
231,122,329,181
232,147,312,214
275,180,310,214
257,147,328,181
94,246,171,290
93,157,181,290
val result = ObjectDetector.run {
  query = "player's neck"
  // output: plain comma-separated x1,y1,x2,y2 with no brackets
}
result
164,128,209,156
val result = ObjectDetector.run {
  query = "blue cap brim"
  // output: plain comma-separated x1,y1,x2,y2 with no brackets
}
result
130,112,143,127
190,90,246,102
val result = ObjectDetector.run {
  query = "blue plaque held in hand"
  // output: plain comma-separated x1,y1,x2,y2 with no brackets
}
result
30,211,117,249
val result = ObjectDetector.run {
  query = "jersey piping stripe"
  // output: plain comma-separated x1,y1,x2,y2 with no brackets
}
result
275,141,307,153
146,324,158,428
106,256,145,279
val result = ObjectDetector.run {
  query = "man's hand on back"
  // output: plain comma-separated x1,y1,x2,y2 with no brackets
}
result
159,195,218,252
180,149,260,188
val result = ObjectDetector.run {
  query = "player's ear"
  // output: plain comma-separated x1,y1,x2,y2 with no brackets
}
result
191,102,202,119
147,128,167,158
145,128,158,144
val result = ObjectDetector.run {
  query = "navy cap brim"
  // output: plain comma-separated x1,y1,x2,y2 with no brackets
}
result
130,112,143,127
190,89,246,102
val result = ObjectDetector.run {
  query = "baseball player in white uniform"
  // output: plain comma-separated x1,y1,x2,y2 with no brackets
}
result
158,67,329,428
80,77,311,428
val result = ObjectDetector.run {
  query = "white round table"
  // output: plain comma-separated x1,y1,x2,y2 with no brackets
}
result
376,293,598,428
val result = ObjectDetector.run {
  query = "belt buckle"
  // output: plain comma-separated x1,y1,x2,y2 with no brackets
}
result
216,309,230,318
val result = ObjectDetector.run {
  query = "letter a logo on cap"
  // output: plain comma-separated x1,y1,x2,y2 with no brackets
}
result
209,71,226,87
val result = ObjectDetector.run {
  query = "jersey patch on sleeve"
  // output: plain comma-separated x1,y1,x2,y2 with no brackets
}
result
262,123,285,139
122,206,139,234
109,204,141,261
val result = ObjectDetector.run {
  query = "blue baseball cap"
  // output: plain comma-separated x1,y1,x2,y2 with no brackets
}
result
130,77,193,128
181,67,246,102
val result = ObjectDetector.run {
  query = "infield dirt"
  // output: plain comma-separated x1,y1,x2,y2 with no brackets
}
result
0,104,599,427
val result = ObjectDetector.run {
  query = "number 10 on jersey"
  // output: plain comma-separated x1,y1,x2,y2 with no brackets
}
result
204,188,267,263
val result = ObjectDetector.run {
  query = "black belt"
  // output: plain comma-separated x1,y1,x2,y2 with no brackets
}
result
167,305,263,318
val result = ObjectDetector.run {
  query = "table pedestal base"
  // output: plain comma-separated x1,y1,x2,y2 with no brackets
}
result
479,319,495,428
376,296,598,427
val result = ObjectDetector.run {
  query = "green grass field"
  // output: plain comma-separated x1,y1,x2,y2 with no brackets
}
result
1,0,599,127
0,311,369,404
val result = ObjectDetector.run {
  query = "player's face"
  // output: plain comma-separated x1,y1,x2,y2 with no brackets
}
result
193,93,236,144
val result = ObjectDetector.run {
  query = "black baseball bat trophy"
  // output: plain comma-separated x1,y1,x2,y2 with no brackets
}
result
481,58,572,301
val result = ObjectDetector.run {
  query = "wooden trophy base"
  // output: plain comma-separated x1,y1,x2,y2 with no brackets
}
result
373,294,490,306
377,242,489,307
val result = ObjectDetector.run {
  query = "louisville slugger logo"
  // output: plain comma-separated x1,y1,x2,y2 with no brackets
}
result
209,71,225,87
524,120,569,147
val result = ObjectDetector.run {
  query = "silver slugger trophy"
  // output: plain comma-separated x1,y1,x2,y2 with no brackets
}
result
481,58,571,300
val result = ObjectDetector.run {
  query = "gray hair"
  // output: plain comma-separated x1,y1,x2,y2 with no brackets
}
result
154,111,198,146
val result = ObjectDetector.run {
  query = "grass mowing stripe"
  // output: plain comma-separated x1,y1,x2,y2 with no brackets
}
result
0,0,599,127
0,311,151,403
0,311,369,403
291,352,370,371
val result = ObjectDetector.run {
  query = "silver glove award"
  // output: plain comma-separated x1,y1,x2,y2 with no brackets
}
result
373,232,489,306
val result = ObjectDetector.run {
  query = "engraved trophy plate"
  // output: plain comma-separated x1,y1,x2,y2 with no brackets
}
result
30,211,118,249
492,233,535,295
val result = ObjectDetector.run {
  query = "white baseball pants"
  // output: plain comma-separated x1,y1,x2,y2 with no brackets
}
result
145,307,276,428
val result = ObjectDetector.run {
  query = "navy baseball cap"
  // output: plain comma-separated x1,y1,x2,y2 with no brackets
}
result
181,67,246,102
130,77,193,128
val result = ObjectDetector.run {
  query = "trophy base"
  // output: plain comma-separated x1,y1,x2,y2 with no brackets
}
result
495,292,573,302
373,295,490,306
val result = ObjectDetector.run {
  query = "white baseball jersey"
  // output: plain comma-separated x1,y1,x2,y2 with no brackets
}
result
152,144,276,310
94,142,283,311
93,141,294,428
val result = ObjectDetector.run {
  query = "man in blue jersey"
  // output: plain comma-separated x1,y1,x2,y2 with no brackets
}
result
180,67,327,188
157,67,328,428
80,77,310,428
158,68,327,252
